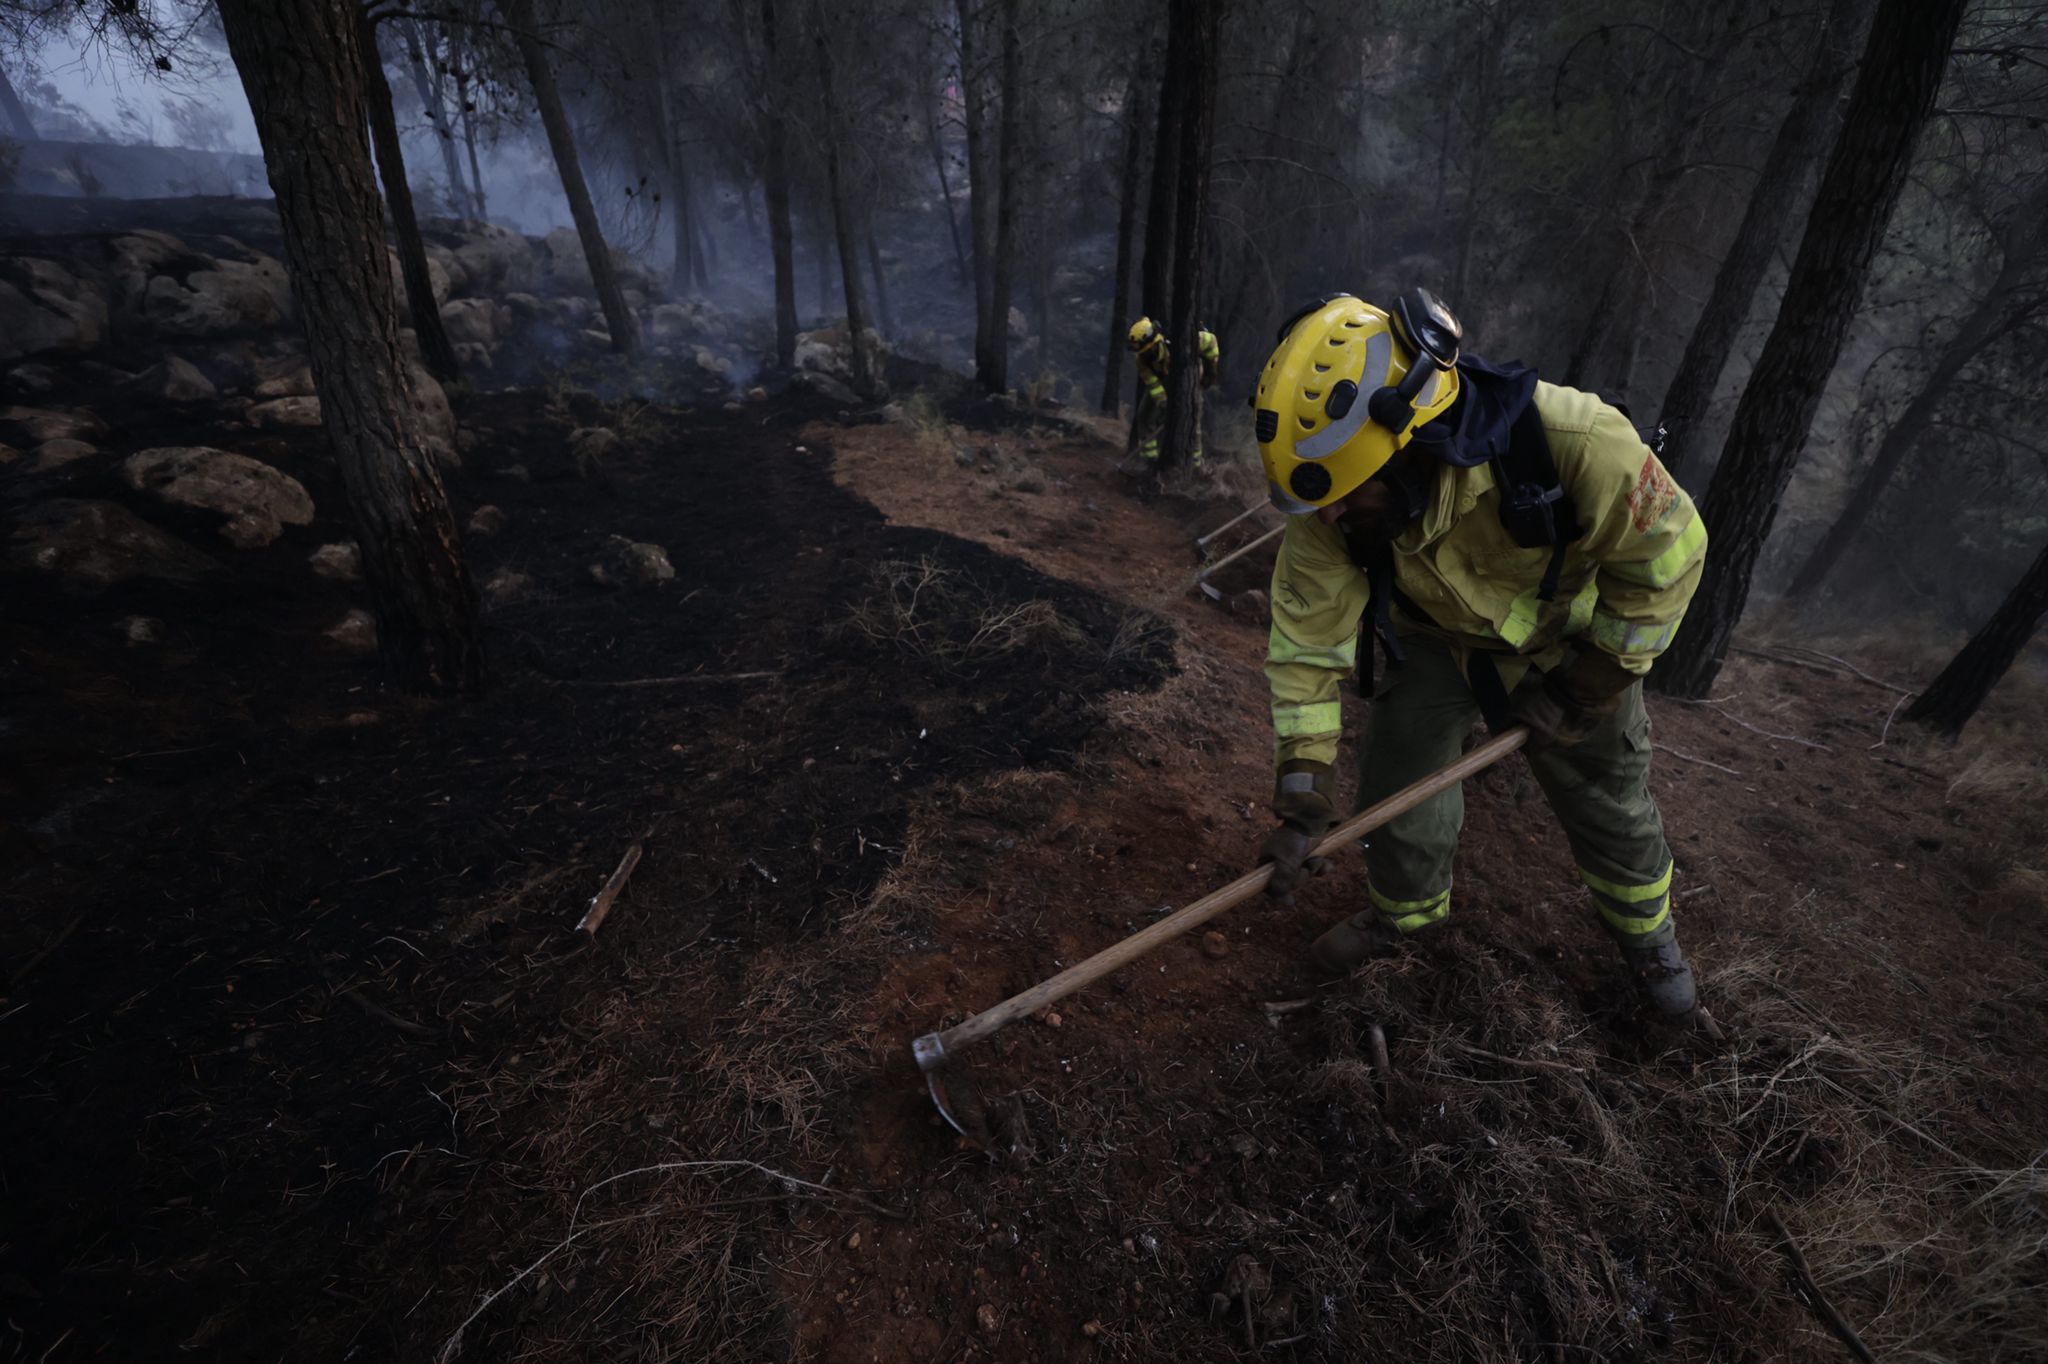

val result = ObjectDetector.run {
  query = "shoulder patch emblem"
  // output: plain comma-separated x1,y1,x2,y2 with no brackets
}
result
1627,456,1679,534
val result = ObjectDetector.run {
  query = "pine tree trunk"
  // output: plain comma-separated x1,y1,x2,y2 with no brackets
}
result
979,0,1019,394
361,9,460,382
1140,24,1181,323
813,7,873,399
865,215,895,338
1651,0,1969,700
505,0,639,354
759,0,798,367
215,0,481,695
1905,538,2048,738
956,0,995,370
454,60,488,219
0,60,39,142
398,19,474,217
1100,62,1147,415
1657,0,1875,485
1158,0,1219,473
921,30,971,288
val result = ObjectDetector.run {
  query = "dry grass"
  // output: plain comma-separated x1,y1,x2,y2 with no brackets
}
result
845,556,1100,666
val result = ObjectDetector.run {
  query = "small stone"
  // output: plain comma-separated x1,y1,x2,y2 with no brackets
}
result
483,567,534,607
119,357,217,404
253,367,315,399
119,615,163,645
1228,588,1269,620
467,504,507,536
248,395,323,428
308,542,362,581
1081,1320,1103,1338
569,426,619,475
499,462,532,483
747,386,767,402
976,1304,998,1335
324,608,378,654
5,362,58,396
606,535,674,585
845,1231,862,1251
1043,1010,1062,1029
32,437,97,470
343,710,379,727
0,441,18,464
1201,930,1229,960
722,401,743,413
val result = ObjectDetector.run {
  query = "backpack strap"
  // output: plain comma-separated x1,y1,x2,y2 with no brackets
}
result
1490,401,1582,603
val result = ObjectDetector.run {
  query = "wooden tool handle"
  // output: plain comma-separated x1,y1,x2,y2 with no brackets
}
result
925,727,1529,1060
1194,523,1283,585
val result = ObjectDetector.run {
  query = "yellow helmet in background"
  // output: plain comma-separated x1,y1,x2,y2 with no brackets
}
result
1128,316,1164,356
1254,292,1462,515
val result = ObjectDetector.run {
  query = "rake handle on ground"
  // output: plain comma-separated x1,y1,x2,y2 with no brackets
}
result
916,727,1529,1067
1195,500,1268,549
1195,524,1284,587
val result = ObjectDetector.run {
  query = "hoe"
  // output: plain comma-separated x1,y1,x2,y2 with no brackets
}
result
912,727,1530,1136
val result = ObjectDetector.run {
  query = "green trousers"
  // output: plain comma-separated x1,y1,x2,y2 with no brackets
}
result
1357,633,1676,945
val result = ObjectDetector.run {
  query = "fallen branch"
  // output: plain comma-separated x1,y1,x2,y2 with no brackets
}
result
1667,699,1831,752
1656,744,1743,777
1450,1040,1587,1076
575,841,645,936
1869,693,1911,750
1767,1205,1879,1364
1732,645,1912,696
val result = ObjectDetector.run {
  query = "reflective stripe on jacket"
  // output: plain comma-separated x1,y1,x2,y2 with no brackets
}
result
1265,381,1706,766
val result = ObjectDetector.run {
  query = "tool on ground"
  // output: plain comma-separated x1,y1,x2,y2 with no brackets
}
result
912,727,1530,1135
1195,500,1269,551
1196,523,1284,600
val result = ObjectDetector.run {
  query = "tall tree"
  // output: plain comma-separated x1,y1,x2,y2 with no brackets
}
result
1787,185,2048,596
504,0,640,355
397,19,477,217
1138,20,1181,323
1157,0,1220,472
359,6,461,382
812,2,875,399
1657,0,1876,484
1100,57,1149,414
1650,0,1970,699
1904,537,2048,738
978,0,1019,393
956,0,995,372
919,21,970,288
215,0,482,695
759,0,798,368
0,58,37,141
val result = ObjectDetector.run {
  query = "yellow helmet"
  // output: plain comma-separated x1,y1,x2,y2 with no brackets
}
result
1254,291,1462,514
1127,316,1164,356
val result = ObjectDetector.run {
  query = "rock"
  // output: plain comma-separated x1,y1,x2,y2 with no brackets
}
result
0,442,18,464
845,1231,861,1252
407,361,459,468
499,462,532,483
119,615,164,645
569,427,621,476
438,220,538,295
32,438,97,471
0,258,107,360
481,566,534,607
126,239,294,338
438,297,501,349
120,357,218,404
577,327,613,350
249,395,323,429
2,405,108,444
467,504,507,536
387,245,453,306
976,1304,998,1336
1228,588,1269,621
5,362,59,395
794,323,887,382
501,291,547,324
747,386,767,403
693,346,732,376
1201,930,1230,960
1007,306,1028,342
122,446,316,549
253,365,315,399
325,608,378,654
452,342,494,371
538,226,654,295
308,541,362,581
8,498,218,586
792,370,861,407
594,535,674,586
648,297,733,342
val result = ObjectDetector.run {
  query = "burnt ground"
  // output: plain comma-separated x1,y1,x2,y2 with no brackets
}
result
5,368,2048,1363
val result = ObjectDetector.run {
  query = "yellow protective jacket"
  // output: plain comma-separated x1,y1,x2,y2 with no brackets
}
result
1266,381,1706,767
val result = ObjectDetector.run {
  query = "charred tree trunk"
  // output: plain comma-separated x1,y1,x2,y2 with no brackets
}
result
865,214,895,338
979,0,1020,394
1100,62,1148,414
361,8,460,382
760,0,798,367
1157,0,1219,473
506,0,639,354
920,29,971,288
1139,23,1182,323
216,0,481,695
453,58,488,220
0,60,39,142
398,19,474,217
1450,13,1505,311
1904,538,2048,738
813,9,874,399
956,0,995,371
1657,0,1875,485
1651,0,1969,700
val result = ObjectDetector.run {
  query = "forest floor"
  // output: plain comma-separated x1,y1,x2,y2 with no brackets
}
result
4,365,2046,1363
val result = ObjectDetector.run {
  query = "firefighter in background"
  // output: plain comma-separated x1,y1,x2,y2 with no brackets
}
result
1252,291,1714,1029
1127,316,1220,466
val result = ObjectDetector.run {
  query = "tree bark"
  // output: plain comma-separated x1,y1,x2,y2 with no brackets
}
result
216,0,482,696
1787,190,2048,596
361,7,461,382
920,35,971,289
1657,0,1876,485
956,0,995,369
398,19,474,217
1158,0,1220,472
979,0,1020,393
1904,537,2048,738
0,60,38,142
812,7,873,398
505,0,639,354
1650,0,1970,700
1100,61,1148,414
1139,22,1182,323
865,214,895,338
453,56,488,220
759,0,797,367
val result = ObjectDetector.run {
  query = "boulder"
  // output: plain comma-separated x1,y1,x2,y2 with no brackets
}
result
438,297,501,349
502,292,547,324
8,498,219,586
253,367,315,399
441,221,538,295
122,446,315,549
569,427,620,475
422,242,469,300
0,258,108,361
119,357,218,404
453,343,494,371
466,504,507,536
538,226,654,296
591,535,674,587
387,246,453,307
693,347,732,377
125,239,294,339
551,295,598,329
482,566,534,608
32,438,97,471
325,608,378,654
794,324,887,383
2,406,108,444
0,442,18,464
5,362,60,396
406,361,459,468
249,396,323,428
308,541,362,581
792,369,861,407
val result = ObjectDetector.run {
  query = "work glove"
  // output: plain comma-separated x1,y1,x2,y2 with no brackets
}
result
1260,760,1337,903
1515,647,1639,751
